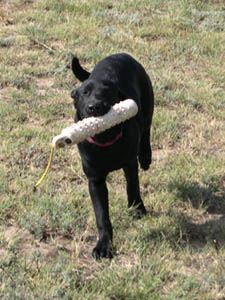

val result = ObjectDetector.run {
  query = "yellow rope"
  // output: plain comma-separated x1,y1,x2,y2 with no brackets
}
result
33,145,54,191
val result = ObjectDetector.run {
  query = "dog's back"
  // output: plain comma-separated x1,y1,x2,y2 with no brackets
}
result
90,53,154,170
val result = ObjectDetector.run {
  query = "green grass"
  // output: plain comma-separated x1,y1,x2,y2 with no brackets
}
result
0,0,225,299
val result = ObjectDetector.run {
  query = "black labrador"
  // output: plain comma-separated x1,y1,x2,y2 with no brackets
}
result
71,53,154,259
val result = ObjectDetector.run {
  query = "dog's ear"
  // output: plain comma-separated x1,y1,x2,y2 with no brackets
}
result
71,88,80,109
71,88,78,100
72,57,90,82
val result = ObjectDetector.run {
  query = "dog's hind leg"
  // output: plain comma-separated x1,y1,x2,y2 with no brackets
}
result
123,159,146,217
138,128,152,171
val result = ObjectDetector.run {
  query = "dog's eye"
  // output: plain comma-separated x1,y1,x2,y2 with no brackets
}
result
83,89,90,96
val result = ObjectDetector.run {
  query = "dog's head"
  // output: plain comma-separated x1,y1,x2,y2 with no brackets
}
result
71,79,123,120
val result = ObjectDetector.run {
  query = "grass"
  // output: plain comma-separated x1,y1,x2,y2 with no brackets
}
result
0,0,225,299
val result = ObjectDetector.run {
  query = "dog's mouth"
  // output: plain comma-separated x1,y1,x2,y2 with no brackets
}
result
83,102,111,119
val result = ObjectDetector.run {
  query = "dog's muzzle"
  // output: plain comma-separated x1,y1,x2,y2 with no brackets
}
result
85,101,111,117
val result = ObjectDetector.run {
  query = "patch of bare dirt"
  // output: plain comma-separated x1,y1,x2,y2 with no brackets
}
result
50,40,66,50
153,149,174,161
1,225,61,261
36,77,54,88
0,225,97,262
36,77,55,96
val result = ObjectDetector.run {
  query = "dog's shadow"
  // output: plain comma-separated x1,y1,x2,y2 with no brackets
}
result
170,177,225,250
169,177,225,214
144,176,225,251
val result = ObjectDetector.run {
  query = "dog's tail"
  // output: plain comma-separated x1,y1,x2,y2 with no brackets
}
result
72,57,90,82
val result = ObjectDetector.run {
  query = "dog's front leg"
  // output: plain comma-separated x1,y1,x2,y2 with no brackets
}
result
88,176,113,260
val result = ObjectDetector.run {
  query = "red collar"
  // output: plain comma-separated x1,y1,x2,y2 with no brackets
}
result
86,132,122,147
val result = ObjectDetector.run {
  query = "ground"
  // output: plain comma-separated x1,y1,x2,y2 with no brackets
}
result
0,0,225,299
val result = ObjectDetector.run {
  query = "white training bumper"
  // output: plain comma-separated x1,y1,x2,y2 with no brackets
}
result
52,99,138,148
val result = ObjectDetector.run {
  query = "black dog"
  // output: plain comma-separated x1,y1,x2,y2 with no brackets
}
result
71,53,154,259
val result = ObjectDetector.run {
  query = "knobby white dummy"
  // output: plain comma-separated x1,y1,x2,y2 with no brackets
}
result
52,99,138,148
34,99,138,190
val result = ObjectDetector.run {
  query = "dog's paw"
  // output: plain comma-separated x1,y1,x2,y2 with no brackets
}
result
129,205,146,219
92,241,113,260
139,154,151,171
140,162,150,171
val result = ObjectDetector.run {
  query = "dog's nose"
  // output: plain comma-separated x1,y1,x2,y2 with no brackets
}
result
88,103,101,113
